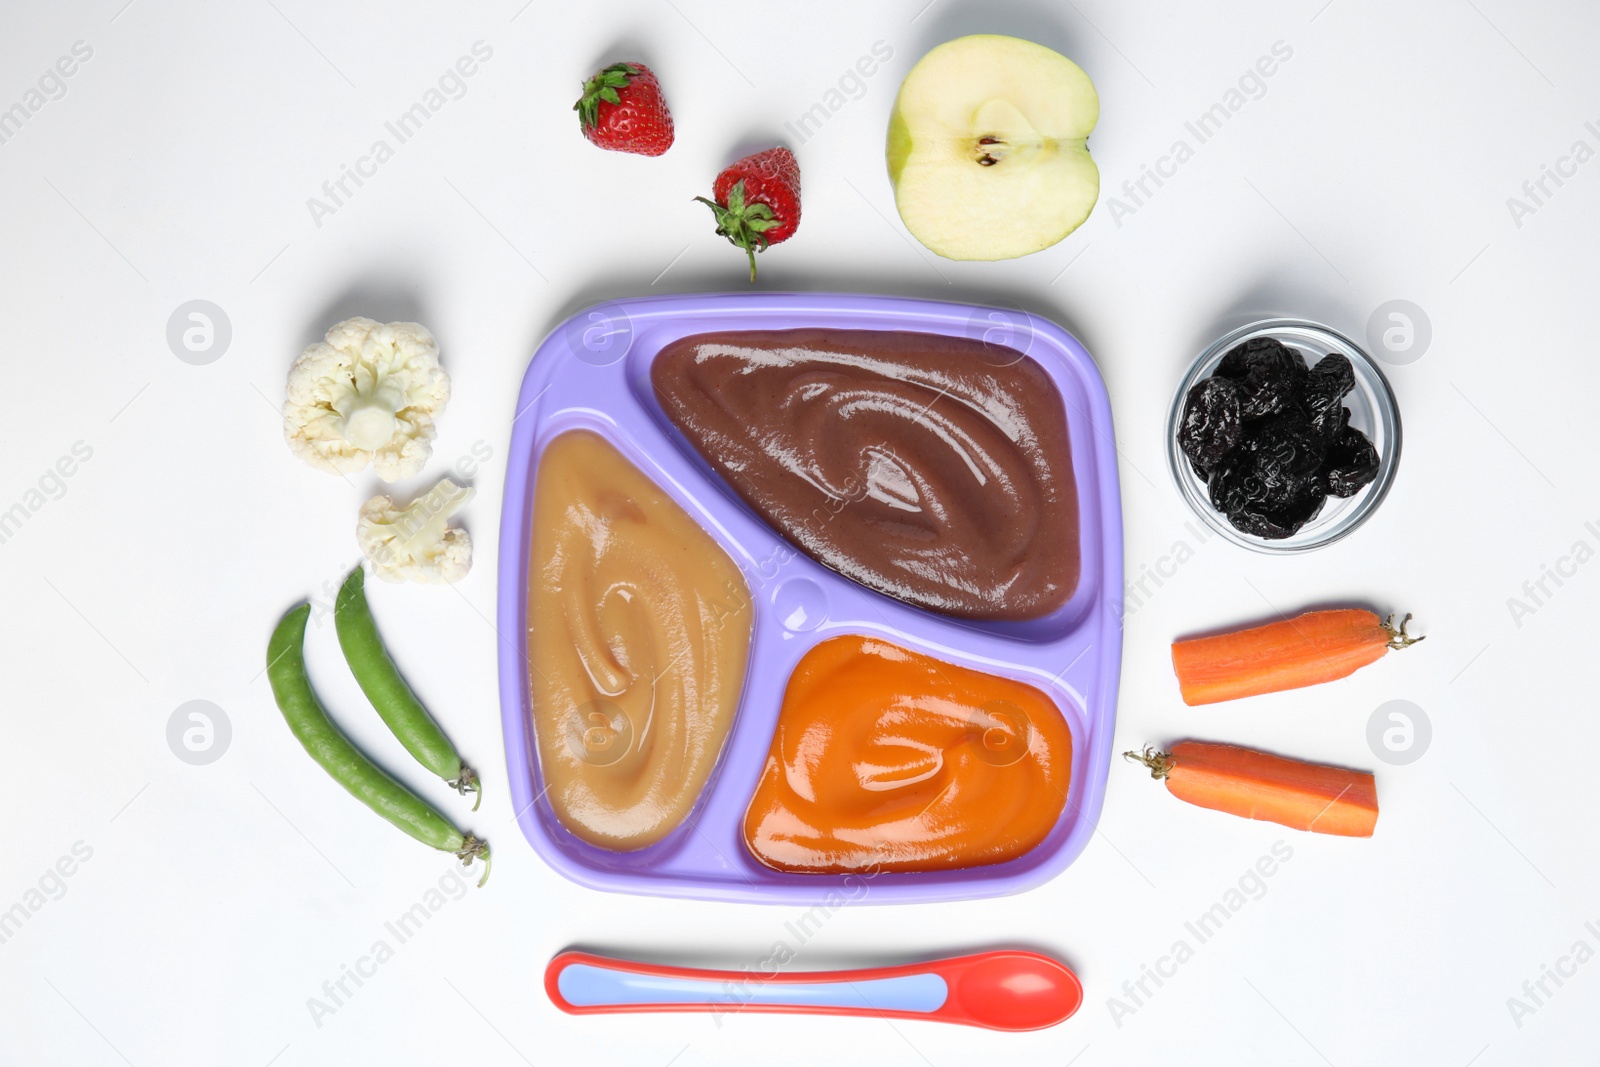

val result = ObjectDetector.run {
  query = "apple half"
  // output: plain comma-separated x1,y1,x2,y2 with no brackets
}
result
887,35,1099,261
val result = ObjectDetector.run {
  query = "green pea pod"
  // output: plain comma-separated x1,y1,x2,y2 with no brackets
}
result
268,603,489,885
335,566,481,809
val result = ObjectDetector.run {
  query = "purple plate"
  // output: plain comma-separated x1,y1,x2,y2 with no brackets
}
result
497,292,1123,904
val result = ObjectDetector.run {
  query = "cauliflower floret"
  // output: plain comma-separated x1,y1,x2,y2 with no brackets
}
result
284,317,450,482
357,478,475,583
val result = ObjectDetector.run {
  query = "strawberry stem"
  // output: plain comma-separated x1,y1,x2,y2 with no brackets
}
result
695,180,776,283
574,63,639,132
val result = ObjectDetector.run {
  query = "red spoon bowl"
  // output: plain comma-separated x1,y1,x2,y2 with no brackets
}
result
941,950,1084,1030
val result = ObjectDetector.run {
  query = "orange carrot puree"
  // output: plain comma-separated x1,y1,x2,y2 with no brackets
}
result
743,635,1073,874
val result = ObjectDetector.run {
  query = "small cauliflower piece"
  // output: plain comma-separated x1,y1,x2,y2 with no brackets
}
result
284,317,450,482
358,478,475,584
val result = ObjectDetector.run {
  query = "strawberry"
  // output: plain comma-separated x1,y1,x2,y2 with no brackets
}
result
574,62,673,156
695,147,801,282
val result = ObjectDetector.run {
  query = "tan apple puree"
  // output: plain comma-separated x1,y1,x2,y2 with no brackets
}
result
527,430,753,850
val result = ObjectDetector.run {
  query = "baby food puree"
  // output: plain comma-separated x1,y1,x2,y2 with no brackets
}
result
527,430,752,850
743,635,1073,873
652,328,1079,621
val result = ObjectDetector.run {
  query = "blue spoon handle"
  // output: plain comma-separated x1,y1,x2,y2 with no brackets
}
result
556,962,949,1013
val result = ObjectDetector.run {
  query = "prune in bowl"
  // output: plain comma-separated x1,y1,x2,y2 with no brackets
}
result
1177,377,1243,474
1213,336,1306,420
1325,425,1381,497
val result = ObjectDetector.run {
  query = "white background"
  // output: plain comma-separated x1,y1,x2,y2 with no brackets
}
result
2,1,1596,1064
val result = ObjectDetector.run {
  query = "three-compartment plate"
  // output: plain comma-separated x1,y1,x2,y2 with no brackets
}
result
496,292,1123,904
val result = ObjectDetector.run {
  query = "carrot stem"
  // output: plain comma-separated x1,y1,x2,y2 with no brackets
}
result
1380,613,1425,650
1123,746,1173,778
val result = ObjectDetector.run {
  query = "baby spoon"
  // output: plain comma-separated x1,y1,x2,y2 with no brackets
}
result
545,949,1082,1031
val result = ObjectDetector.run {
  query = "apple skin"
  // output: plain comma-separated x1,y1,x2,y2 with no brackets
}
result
887,108,914,186
887,35,1100,262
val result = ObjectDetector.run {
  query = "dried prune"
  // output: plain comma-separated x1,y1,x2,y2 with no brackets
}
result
1207,448,1267,515
1179,377,1243,470
1214,337,1306,420
1251,410,1328,476
1208,444,1326,539
1227,477,1326,539
1304,354,1355,412
1308,400,1349,447
1324,425,1379,497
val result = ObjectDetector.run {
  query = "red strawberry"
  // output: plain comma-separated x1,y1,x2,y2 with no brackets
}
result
574,62,673,156
695,147,801,282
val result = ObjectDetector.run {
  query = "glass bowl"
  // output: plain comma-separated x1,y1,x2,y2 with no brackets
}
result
1165,318,1401,553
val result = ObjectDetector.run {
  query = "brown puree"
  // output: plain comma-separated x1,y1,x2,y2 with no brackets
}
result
527,430,752,851
652,328,1079,620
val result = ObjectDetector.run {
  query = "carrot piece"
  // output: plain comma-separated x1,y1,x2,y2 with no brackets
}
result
1171,609,1423,706
1126,741,1378,837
